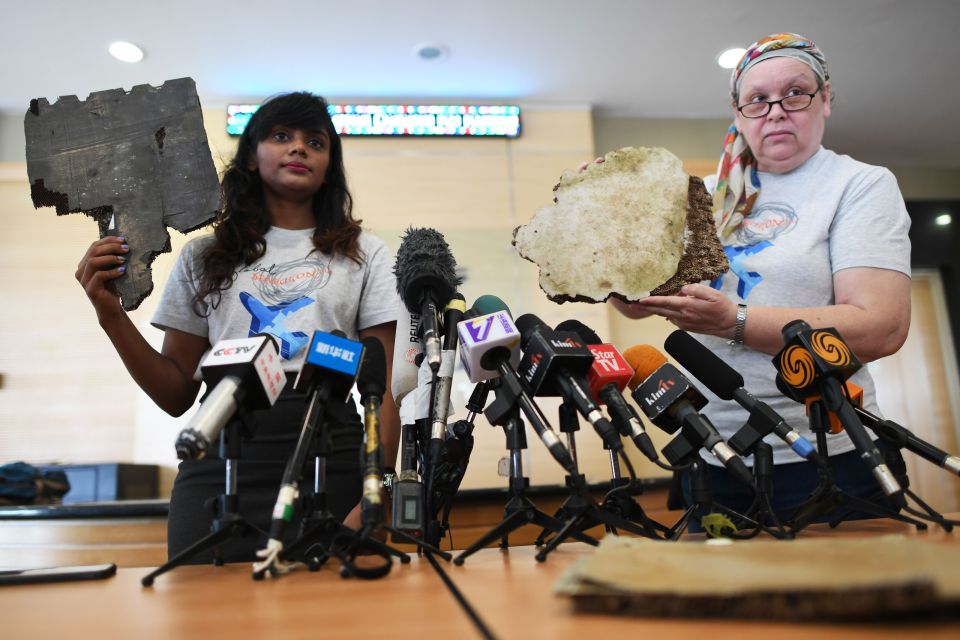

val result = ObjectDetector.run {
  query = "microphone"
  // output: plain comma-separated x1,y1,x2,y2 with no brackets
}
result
428,293,467,469
555,319,659,462
175,335,286,460
854,407,960,478
463,294,512,321
458,308,522,384
773,355,960,477
393,227,461,373
514,314,623,452
624,344,754,487
774,320,905,505
255,330,364,575
358,336,388,529
663,329,818,462
456,299,578,477
442,293,467,349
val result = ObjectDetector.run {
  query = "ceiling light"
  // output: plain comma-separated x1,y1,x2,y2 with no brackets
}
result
109,42,144,63
413,42,449,61
717,47,746,69
935,213,952,226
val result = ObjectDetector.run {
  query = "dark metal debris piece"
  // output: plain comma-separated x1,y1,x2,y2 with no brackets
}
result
25,77,220,310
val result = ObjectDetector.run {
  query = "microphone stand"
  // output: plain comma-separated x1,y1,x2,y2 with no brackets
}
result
786,399,927,536
725,422,794,539
730,443,791,539
428,380,489,550
534,403,665,560
270,397,449,579
661,435,756,540
421,383,441,546
453,384,599,566
533,402,589,546
599,444,672,538
143,415,265,586
835,419,958,531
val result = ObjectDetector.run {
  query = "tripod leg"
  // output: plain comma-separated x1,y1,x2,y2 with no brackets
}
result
667,505,698,540
630,503,672,535
453,511,532,565
535,511,591,562
385,526,453,561
142,519,254,586
534,504,576,546
903,489,957,531
592,507,663,540
832,493,928,530
527,510,599,546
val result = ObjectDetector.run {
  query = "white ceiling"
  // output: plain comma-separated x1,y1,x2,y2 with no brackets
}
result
3,0,959,167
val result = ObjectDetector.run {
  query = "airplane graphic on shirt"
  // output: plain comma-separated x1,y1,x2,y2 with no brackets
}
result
710,201,798,300
239,292,314,359
711,241,773,299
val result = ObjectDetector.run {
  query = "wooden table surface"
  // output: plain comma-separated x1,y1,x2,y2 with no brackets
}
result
2,516,958,640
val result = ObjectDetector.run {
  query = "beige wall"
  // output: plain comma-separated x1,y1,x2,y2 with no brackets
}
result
2,108,957,499
1,106,663,495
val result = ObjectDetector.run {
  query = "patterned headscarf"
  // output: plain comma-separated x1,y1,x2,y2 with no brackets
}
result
713,33,829,239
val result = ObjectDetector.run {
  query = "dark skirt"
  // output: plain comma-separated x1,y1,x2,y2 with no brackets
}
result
679,439,906,532
166,384,363,564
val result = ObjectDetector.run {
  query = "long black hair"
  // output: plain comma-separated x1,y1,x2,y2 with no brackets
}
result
194,92,362,313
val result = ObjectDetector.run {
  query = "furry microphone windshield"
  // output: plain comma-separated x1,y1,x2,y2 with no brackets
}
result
393,227,462,313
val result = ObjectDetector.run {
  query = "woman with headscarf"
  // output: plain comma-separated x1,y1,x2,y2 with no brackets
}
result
614,33,912,523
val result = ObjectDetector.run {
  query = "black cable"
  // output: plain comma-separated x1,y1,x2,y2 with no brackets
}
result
654,458,693,473
618,448,638,482
424,551,498,640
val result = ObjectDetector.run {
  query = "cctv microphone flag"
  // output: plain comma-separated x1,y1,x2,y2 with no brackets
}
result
199,335,286,407
175,334,286,460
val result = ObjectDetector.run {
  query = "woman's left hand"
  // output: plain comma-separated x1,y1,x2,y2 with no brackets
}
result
635,283,739,338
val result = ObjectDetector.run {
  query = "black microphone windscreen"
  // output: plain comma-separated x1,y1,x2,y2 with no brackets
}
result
663,330,743,401
358,336,387,401
514,313,548,348
555,319,602,345
393,227,462,313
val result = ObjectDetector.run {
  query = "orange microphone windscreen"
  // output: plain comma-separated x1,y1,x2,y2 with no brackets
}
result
623,344,668,389
803,381,864,434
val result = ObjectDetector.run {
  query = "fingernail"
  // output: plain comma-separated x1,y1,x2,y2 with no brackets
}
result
118,265,126,273
117,236,126,242
117,256,126,263
121,244,129,251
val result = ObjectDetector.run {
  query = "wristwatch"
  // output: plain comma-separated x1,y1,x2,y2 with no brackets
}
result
728,304,747,346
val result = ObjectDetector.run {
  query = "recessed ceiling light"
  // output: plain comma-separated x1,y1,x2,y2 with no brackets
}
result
109,41,144,63
935,213,952,226
413,42,449,61
717,47,746,69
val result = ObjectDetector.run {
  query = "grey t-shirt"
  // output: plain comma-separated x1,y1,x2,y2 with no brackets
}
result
151,227,400,372
699,146,911,464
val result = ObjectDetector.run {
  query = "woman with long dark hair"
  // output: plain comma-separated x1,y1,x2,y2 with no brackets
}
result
76,92,400,562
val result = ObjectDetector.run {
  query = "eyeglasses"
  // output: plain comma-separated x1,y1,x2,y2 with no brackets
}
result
737,88,822,119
